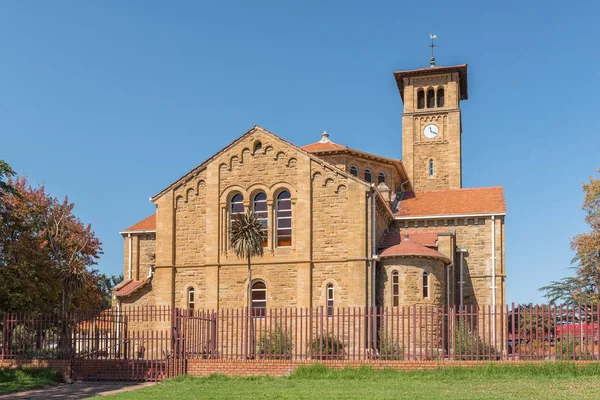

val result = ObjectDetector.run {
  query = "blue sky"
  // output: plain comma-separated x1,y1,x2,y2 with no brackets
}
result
1,1,598,304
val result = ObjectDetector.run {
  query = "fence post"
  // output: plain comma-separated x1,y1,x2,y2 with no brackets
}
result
1,313,6,360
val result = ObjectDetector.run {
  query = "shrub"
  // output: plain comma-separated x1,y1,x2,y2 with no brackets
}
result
310,334,344,360
258,325,292,359
453,320,497,360
378,331,403,360
556,337,594,360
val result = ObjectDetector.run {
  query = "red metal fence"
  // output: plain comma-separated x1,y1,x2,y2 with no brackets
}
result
1,304,599,381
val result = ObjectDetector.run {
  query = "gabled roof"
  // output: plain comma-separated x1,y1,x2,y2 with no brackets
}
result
379,240,450,263
395,186,506,219
121,214,156,233
393,64,468,101
150,126,372,202
113,279,151,297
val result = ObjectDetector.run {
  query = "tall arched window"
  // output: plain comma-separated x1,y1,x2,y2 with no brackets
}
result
392,271,399,307
253,192,268,247
427,89,435,108
350,166,358,176
230,193,244,218
436,88,444,107
252,281,267,317
423,272,429,298
187,288,195,310
276,191,292,247
417,90,425,109
429,159,434,177
364,169,372,183
327,284,334,317
378,172,386,184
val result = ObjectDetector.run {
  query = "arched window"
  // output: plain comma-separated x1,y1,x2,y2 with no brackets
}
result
252,281,266,317
417,89,425,109
436,88,444,107
364,169,372,183
253,141,262,153
429,159,434,177
378,172,386,184
230,193,244,218
350,166,358,177
187,288,195,310
392,271,399,307
427,89,435,108
276,191,292,247
423,272,429,298
327,284,334,316
253,192,268,247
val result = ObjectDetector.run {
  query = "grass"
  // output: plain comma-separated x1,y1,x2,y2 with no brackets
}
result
101,363,600,399
0,367,63,395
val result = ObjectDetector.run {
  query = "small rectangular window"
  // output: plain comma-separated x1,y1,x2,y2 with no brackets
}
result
423,272,429,298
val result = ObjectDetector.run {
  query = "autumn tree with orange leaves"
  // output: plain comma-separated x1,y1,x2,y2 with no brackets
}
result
540,169,600,304
0,166,106,313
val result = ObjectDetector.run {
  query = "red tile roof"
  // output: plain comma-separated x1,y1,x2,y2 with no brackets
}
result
123,214,156,232
379,240,450,263
395,187,506,218
379,230,447,248
113,279,150,297
301,141,346,152
77,310,113,331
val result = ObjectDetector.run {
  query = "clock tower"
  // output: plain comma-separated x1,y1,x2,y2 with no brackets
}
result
393,64,468,191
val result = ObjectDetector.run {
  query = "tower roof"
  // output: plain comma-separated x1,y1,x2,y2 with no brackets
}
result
393,64,468,101
379,236,451,263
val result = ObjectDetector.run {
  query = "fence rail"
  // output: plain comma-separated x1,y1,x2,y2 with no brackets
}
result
1,304,599,380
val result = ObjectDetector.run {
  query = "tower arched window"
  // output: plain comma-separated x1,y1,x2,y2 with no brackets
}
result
276,191,292,247
187,287,195,310
436,88,444,107
364,169,372,183
417,89,425,109
429,159,434,177
378,172,386,184
427,89,435,108
423,272,429,298
252,281,267,317
392,271,399,307
327,284,334,316
253,192,268,247
350,166,358,177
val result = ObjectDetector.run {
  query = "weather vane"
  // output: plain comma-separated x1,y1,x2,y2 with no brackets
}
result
429,34,438,67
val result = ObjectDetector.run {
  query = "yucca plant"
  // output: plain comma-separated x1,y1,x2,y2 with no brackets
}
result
229,210,268,358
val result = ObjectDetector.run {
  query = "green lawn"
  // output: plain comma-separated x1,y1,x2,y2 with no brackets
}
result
101,363,600,399
0,367,63,395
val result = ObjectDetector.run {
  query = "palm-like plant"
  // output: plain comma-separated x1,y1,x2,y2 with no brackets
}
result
229,210,267,358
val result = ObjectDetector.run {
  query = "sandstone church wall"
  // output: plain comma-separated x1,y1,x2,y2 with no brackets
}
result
395,216,505,309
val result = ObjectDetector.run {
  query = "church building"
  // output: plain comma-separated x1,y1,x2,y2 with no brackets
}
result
113,62,506,315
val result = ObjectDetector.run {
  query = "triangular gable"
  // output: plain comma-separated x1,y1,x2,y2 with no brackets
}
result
151,125,372,202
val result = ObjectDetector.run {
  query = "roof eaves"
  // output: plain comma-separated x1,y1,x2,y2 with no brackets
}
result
395,211,506,220
119,229,157,235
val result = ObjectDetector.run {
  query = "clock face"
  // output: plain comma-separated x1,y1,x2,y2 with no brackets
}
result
424,124,439,139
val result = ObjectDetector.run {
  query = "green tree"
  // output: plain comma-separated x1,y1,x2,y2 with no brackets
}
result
0,160,17,197
540,169,600,304
229,210,267,358
97,273,123,309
